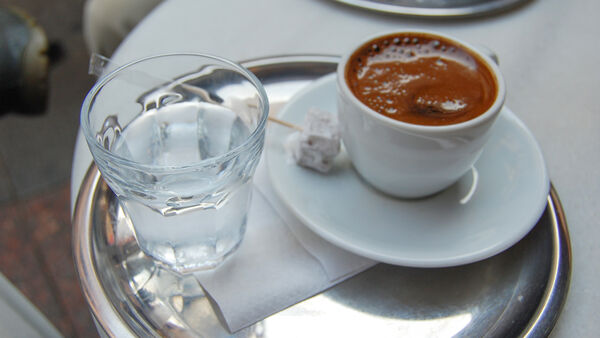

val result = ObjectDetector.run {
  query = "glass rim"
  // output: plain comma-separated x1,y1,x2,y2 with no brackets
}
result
80,52,270,172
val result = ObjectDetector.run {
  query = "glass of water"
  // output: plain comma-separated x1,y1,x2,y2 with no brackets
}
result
81,53,269,273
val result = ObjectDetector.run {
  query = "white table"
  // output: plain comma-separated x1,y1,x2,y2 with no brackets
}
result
71,0,600,336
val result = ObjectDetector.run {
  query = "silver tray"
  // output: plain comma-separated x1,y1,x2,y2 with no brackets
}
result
333,0,531,17
73,55,571,338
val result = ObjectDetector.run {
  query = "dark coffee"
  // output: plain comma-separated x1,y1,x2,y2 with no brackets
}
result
345,33,497,126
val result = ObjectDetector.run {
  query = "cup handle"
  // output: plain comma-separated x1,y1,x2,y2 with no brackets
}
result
474,44,499,65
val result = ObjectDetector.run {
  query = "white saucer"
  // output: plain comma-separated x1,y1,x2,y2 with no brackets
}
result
266,74,549,267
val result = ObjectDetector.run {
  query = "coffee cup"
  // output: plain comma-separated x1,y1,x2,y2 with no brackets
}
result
337,30,506,198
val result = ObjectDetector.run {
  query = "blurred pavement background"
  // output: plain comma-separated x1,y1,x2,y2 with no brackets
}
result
0,0,98,336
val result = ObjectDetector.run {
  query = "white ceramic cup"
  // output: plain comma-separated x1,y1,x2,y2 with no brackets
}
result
337,30,506,198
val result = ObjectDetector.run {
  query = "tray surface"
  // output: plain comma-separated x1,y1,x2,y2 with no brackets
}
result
72,55,571,337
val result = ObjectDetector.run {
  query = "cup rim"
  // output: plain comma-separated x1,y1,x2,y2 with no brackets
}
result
337,29,506,134
80,52,269,172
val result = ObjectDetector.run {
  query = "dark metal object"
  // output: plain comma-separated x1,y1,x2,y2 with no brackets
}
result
0,6,49,114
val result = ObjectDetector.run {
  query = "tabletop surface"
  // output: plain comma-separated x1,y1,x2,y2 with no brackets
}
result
71,0,599,336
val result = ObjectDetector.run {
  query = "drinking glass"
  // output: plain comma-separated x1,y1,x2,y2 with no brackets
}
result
81,53,269,272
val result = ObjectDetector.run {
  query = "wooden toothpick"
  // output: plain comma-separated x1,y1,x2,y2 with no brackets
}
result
268,116,303,131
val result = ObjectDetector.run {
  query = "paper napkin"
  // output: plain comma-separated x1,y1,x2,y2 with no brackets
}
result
193,157,375,332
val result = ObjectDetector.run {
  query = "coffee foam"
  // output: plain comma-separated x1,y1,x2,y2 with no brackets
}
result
361,37,477,71
346,33,496,126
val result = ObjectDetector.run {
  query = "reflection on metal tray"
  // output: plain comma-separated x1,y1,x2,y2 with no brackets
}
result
72,55,571,337
334,0,531,17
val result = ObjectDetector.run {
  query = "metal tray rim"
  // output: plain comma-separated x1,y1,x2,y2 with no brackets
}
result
333,0,531,17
